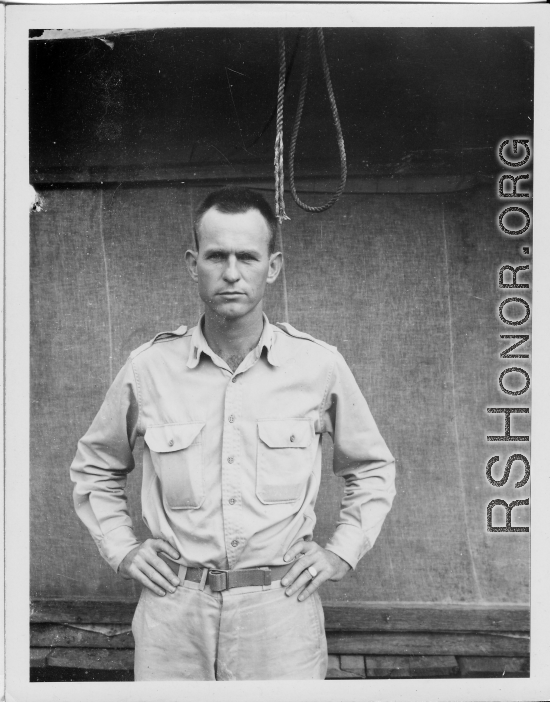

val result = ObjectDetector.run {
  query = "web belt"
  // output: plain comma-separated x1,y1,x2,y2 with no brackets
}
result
159,553,293,592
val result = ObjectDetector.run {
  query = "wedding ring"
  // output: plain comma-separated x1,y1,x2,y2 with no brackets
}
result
307,565,318,579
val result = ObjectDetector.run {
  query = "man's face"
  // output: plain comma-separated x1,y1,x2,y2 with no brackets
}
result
185,207,282,321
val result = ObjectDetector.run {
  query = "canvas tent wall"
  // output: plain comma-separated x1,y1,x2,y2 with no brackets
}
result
29,27,531,653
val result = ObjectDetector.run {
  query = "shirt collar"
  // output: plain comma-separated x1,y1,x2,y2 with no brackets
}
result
186,313,280,369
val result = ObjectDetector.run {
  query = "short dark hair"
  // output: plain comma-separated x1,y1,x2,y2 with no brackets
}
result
193,186,277,254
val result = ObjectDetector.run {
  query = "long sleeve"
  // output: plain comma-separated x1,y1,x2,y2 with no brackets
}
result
322,352,396,569
70,359,142,572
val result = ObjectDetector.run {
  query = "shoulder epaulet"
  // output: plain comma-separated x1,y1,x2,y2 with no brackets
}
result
129,325,188,360
275,322,337,354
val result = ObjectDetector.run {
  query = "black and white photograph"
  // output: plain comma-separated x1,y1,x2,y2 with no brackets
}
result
4,3,550,700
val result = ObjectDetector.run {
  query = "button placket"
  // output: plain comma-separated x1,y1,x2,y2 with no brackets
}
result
221,373,244,569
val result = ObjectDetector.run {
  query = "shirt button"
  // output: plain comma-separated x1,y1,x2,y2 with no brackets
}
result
290,435,295,443
229,498,236,505
168,439,174,447
231,540,238,547
228,415,235,423
227,456,234,464
232,377,237,383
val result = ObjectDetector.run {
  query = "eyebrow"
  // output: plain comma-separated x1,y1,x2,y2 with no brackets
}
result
204,248,261,257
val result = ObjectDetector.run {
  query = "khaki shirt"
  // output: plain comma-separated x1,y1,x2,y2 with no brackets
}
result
70,317,396,573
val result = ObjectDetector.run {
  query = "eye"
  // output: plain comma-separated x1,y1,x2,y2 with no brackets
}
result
207,252,225,261
238,253,258,262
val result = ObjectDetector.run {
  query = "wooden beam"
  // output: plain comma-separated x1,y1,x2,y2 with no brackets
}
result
30,166,488,194
31,625,134,649
367,655,460,678
46,648,134,671
29,628,530,658
31,648,531,677
31,599,137,625
31,628,529,659
324,603,530,633
458,656,530,677
366,656,411,678
327,632,529,657
30,160,372,185
30,599,530,633
30,647,50,668
326,655,363,679
408,656,460,677
340,655,366,678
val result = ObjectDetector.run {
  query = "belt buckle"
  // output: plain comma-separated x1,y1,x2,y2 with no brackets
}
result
259,567,272,587
208,569,228,592
207,567,272,591
227,567,271,589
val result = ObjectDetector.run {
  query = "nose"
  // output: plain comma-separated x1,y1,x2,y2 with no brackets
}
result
223,255,240,283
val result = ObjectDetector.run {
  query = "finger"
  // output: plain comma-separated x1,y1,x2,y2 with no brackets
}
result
154,539,181,561
131,568,169,597
281,552,318,589
139,541,181,586
284,567,318,598
297,572,327,601
283,539,316,563
149,555,181,587
134,560,178,594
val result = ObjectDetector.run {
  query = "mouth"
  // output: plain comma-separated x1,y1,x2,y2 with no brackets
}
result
218,291,244,298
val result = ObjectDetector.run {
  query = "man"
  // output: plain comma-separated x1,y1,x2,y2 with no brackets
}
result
70,186,396,681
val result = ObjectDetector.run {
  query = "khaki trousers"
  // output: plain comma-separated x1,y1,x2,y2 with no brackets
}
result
132,571,328,681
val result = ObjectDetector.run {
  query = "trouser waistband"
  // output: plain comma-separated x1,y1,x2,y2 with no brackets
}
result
158,554,293,592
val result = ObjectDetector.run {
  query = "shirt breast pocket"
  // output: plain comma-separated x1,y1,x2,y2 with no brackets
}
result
256,418,315,504
144,422,205,510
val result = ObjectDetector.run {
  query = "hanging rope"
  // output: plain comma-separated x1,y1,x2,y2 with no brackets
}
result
288,28,347,213
248,31,301,150
274,30,291,320
274,29,290,223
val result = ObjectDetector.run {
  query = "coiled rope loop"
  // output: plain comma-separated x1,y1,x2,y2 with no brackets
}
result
289,28,347,213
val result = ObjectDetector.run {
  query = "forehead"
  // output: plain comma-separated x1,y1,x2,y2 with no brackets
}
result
197,207,271,251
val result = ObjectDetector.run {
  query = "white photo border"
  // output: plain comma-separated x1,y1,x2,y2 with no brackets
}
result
5,4,550,701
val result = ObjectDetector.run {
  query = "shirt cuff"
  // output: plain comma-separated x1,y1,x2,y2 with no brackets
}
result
98,525,142,573
325,524,371,571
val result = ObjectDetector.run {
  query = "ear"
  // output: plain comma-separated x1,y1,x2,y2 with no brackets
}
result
266,251,283,285
185,249,199,282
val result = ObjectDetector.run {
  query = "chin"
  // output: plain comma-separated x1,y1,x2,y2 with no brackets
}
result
212,302,250,319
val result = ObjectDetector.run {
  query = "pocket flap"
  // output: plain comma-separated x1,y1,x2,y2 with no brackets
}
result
258,419,313,448
145,423,205,453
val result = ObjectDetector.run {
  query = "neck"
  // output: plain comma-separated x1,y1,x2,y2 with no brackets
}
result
202,305,265,361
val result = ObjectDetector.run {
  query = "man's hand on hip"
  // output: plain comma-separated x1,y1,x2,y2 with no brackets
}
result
118,539,181,596
281,541,351,601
